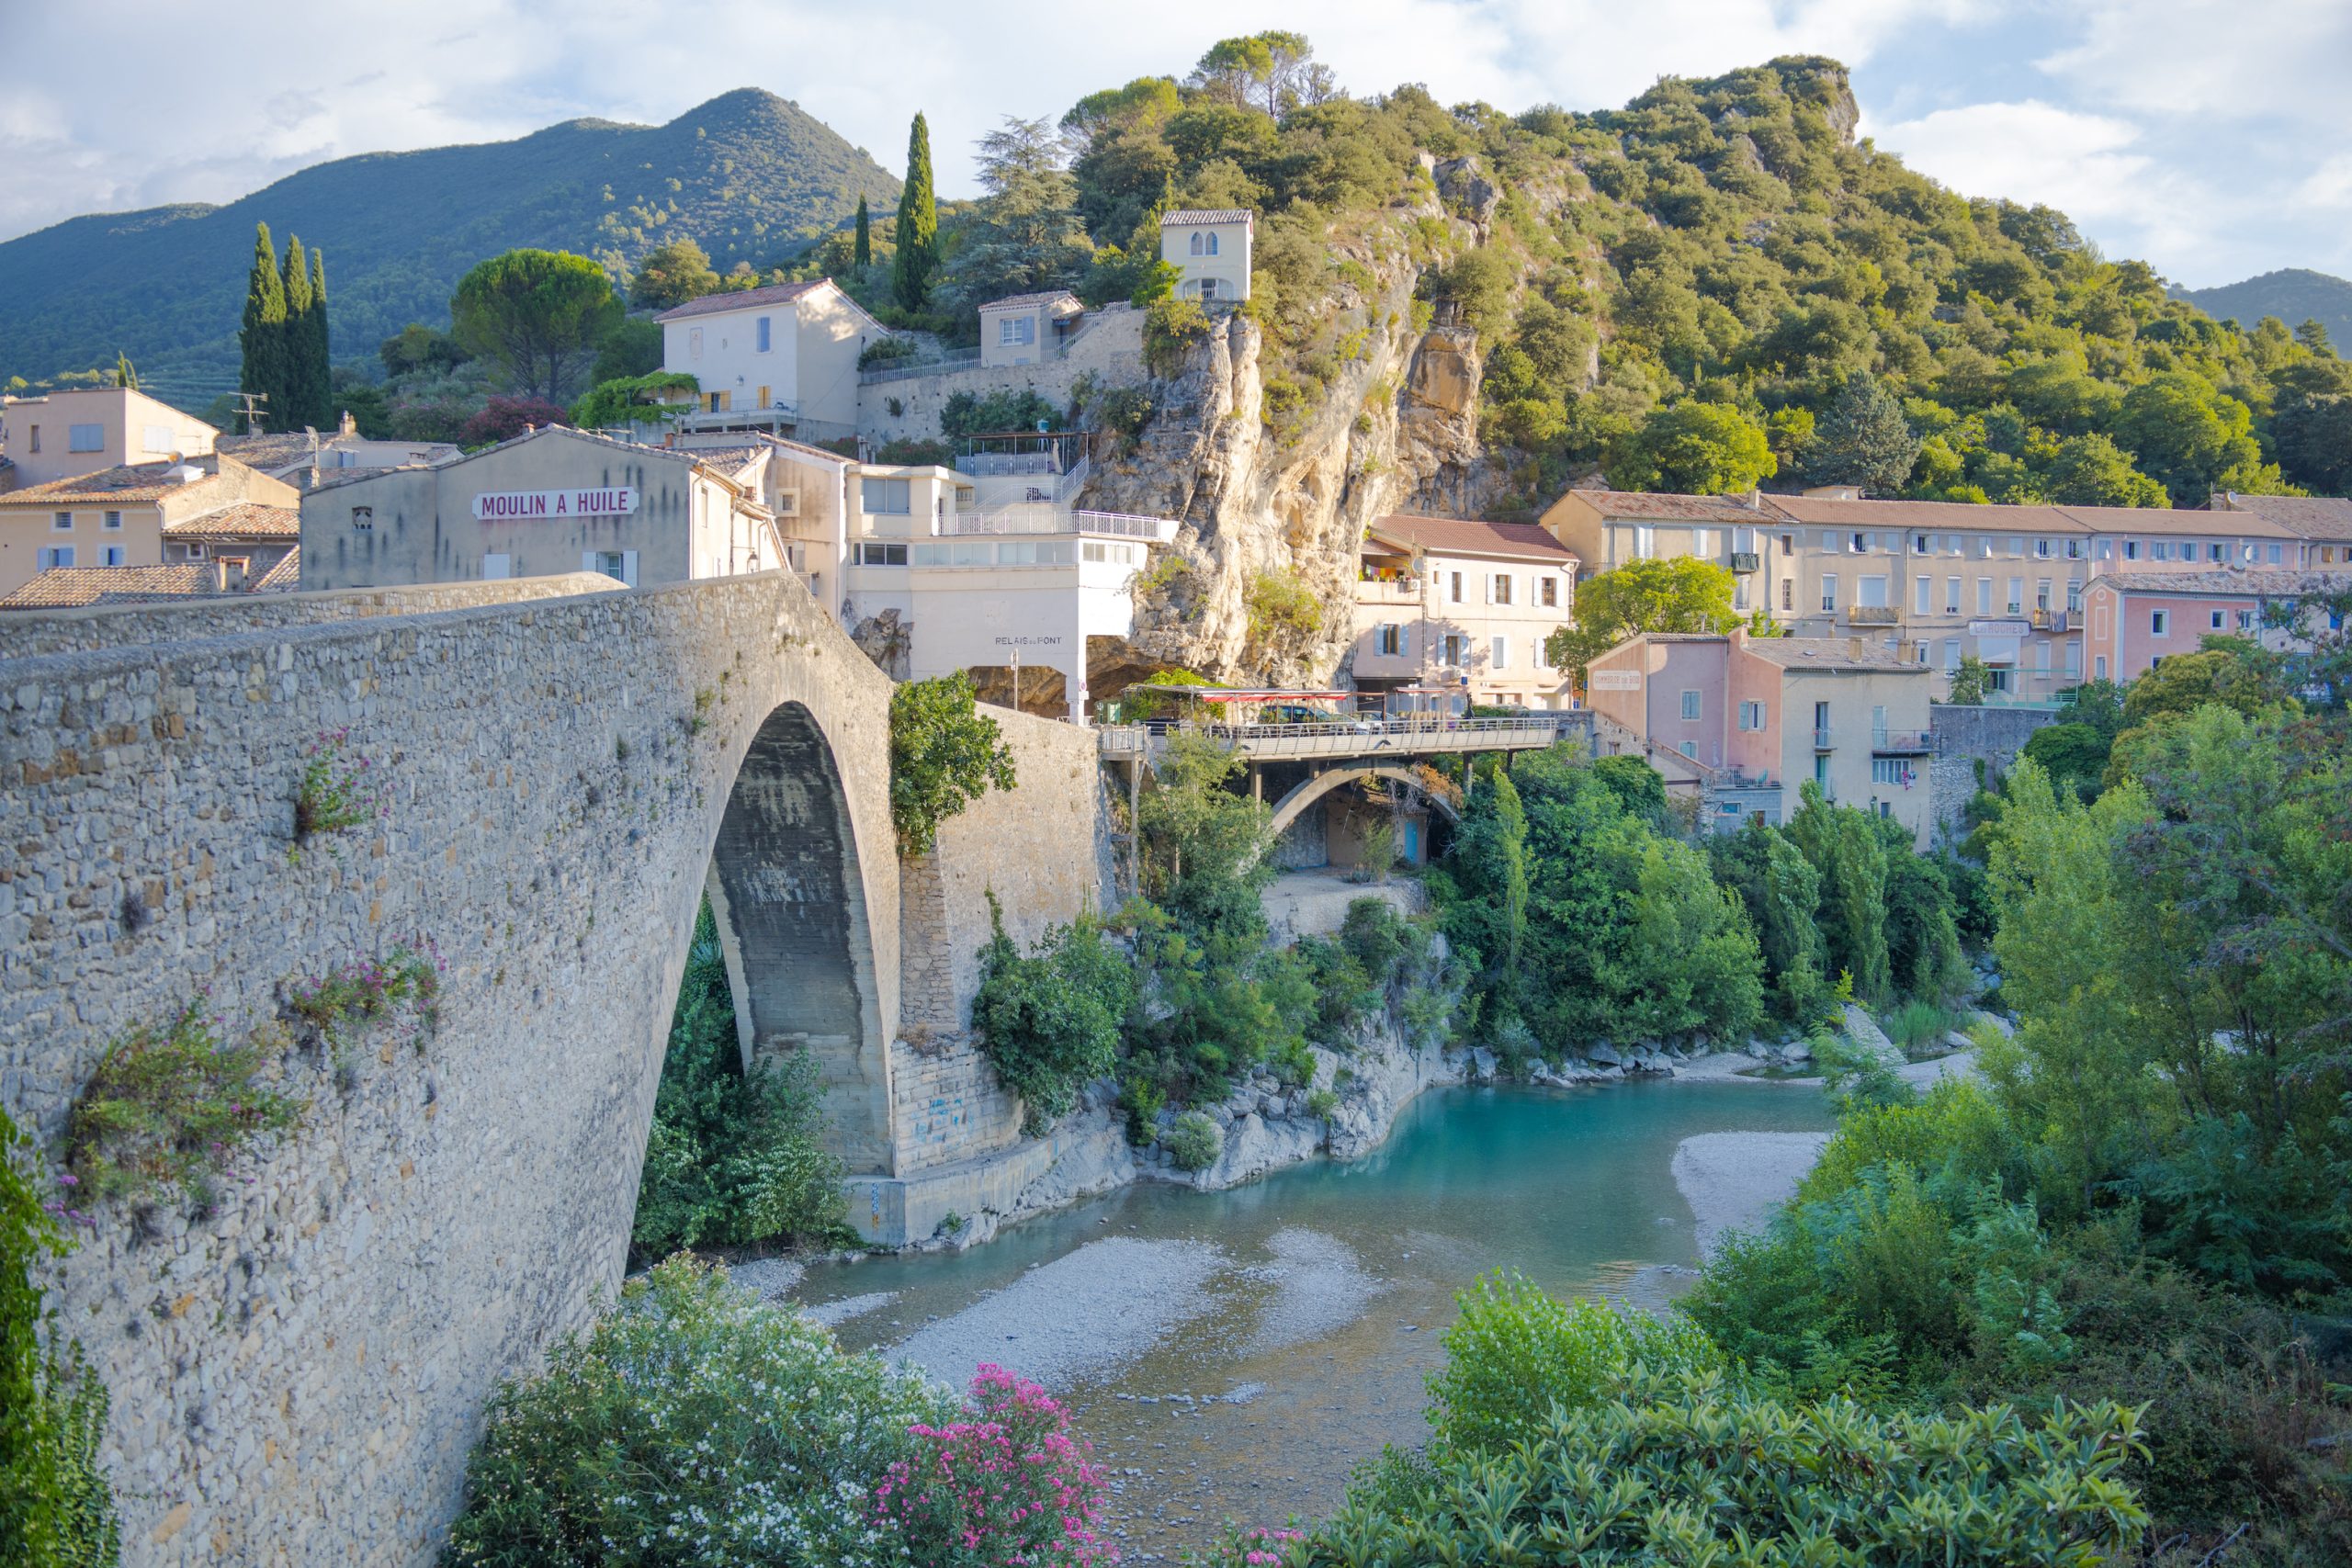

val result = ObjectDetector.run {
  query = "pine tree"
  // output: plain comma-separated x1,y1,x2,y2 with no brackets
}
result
854,195,871,267
281,236,319,431
1805,374,1920,494
308,248,332,429
112,353,137,389
239,222,288,431
893,115,939,312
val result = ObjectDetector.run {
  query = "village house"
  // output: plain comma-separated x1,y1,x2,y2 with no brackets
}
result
1349,513,1578,711
217,412,458,484
0,384,219,492
2080,570,2352,683
1160,210,1253,303
656,278,884,445
0,556,299,611
0,452,297,598
977,292,1084,368
1583,627,1935,847
2210,493,2352,567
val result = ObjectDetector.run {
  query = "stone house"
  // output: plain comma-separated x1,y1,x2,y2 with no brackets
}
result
0,452,296,597
978,292,1083,368
1350,513,1579,710
2081,570,2352,683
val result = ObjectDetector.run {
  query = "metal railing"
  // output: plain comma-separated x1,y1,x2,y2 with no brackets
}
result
1871,729,1933,753
944,506,1171,539
857,347,983,385
1097,715,1566,761
1847,605,1901,626
1813,727,1836,750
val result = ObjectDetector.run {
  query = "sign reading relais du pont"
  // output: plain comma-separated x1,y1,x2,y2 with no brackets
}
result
471,487,639,521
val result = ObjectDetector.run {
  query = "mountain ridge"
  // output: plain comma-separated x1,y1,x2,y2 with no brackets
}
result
2175,266,2352,355
0,88,899,405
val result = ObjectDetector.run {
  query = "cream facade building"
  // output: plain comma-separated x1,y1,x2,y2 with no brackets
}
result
657,279,884,444
0,386,219,491
1350,513,1579,709
1160,210,1253,303
977,292,1083,368
0,454,296,597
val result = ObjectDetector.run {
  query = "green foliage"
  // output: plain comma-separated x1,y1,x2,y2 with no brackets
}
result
627,235,719,310
854,196,871,267
291,729,379,858
444,1255,956,1566
939,118,1094,320
1425,1272,1722,1452
2,1115,119,1568
1239,569,1323,672
587,316,662,384
2019,720,2110,799
938,387,1057,437
449,248,624,403
1541,557,1737,682
238,222,286,426
893,113,941,312
1783,781,1893,1001
1143,296,1211,375
1609,400,1777,492
630,903,847,1261
63,1003,304,1210
570,370,699,431
888,672,1017,855
1266,1367,2147,1567
1161,1111,1223,1171
970,897,1133,1130
1945,655,1991,705
1804,372,1918,491
1708,819,1830,1020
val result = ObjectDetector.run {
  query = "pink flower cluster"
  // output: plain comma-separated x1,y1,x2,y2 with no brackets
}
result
875,1364,1118,1566
1231,1526,1305,1566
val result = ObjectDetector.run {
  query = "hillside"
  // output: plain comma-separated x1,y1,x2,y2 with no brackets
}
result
1032,47,2351,682
0,89,897,408
2177,267,2352,357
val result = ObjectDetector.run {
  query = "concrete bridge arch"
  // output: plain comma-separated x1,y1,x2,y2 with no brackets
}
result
1264,763,1463,841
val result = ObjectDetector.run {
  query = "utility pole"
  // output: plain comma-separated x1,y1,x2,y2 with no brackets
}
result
232,390,268,435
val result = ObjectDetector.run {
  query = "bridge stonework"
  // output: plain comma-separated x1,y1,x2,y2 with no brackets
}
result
0,572,940,1564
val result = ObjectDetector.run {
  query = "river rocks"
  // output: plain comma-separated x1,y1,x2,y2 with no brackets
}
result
1588,1042,1625,1066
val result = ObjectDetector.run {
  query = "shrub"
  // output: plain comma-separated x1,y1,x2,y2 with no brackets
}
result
64,1003,303,1210
1240,570,1323,670
858,335,919,368
940,388,1057,437
1304,1089,1339,1119
457,393,569,447
1250,1369,2149,1567
874,1364,1115,1567
1144,297,1212,375
444,1256,956,1567
969,897,1133,1131
283,942,441,1074
1424,1272,1723,1453
291,728,378,860
1164,1111,1222,1172
889,672,1017,854
1884,998,1961,1055
2,1115,119,1568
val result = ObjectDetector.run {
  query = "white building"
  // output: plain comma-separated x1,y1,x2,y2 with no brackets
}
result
1351,514,1580,709
656,279,885,445
978,292,1084,368
0,386,219,492
218,412,457,483
1159,210,1253,303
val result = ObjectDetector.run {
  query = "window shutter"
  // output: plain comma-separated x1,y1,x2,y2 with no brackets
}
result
582,551,598,574
621,550,639,588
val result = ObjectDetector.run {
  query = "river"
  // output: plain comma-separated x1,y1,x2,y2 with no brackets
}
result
792,1078,1836,1562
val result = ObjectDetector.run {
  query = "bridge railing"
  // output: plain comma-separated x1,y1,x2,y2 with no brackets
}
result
1096,715,1573,761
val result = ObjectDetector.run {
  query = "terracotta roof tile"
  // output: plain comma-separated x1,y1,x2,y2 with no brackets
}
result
0,565,224,608
2086,570,2352,597
978,291,1080,310
1758,494,2085,531
2212,494,2352,542
1366,513,1577,563
1160,209,1253,225
1552,489,1766,524
2054,504,2294,537
654,280,827,322
164,502,300,540
1737,636,1928,673
0,456,221,504
251,547,301,592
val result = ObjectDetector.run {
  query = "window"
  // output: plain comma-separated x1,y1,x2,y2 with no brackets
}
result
1942,637,1961,671
1693,528,1713,558
1376,624,1405,657
994,540,1075,564
997,316,1035,346
2235,609,2255,631
2094,654,2108,680
754,385,770,410
1679,690,1702,720
2066,539,2083,559
755,316,772,352
2123,540,2140,560
704,390,730,412
2208,542,2225,562
2267,544,2283,564
1491,636,1510,670
854,541,909,566
2066,580,2082,612
2152,541,2171,562
1916,642,1929,664
101,546,124,566
584,549,637,586
1737,700,1766,730
103,510,121,530
1781,533,1794,555
351,506,373,530
1490,572,1512,605
2151,610,2169,636
36,546,73,570
2210,609,2225,630
1679,740,1699,760
1912,533,1929,555
1189,231,1204,255
1850,532,1868,554
1871,759,1909,785
142,423,175,455
2007,536,2024,557
1734,575,1750,612
863,478,911,515
1815,754,1830,786
1914,575,1930,614
2035,579,2051,612
1945,576,1961,615
482,553,510,580
1634,525,1655,559
1538,576,1558,607
2035,538,2051,558
2095,538,2112,559
688,327,704,360
1204,231,1219,255
26,425,38,452
1781,578,1793,610
2005,577,2023,614
1442,634,1466,667
1976,578,1991,615
1449,570,1463,603
1859,574,1888,608
68,423,103,453
2064,639,2080,675
1196,277,1218,301
51,511,71,531
1820,573,1837,612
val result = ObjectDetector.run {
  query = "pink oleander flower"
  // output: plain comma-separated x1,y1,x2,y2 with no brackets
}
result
876,1364,1116,1566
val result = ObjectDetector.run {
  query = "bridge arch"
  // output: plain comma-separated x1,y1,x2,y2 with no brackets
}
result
1265,764,1463,840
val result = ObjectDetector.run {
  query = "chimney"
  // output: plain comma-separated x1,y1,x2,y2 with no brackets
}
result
1847,636,1864,660
339,410,356,438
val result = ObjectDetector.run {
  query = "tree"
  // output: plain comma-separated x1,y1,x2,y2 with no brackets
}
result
589,316,663,384
628,236,718,310
1946,656,1990,705
2274,394,2352,494
1543,557,1737,682
305,246,332,430
281,235,319,430
941,118,1095,313
888,671,1017,853
449,249,623,403
1611,401,1778,494
111,353,135,389
1805,374,1919,493
853,196,871,267
1784,782,1892,1001
239,221,288,430
2038,432,2166,507
2019,722,2110,799
2113,371,2272,505
2118,640,2291,730
893,114,940,312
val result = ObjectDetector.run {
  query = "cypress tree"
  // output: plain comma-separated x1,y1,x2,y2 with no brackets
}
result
239,222,287,431
893,114,938,312
281,236,317,431
854,195,871,267
308,248,332,428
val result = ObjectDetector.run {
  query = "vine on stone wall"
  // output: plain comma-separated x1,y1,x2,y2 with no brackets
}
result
290,729,382,863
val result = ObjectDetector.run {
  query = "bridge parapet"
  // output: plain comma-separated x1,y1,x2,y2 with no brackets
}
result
1098,714,1583,764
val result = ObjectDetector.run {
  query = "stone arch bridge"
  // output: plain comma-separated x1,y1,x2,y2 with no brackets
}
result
0,571,1106,1564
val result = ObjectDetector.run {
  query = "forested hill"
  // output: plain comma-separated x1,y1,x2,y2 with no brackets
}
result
0,88,896,408
2177,268,2352,363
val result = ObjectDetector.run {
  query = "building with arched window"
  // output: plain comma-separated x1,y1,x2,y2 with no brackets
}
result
1159,209,1253,302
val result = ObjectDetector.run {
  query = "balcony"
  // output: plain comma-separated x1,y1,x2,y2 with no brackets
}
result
1871,729,1933,755
1846,604,1902,626
2030,608,2070,632
1357,575,1423,603
1813,727,1835,750
1729,550,1761,573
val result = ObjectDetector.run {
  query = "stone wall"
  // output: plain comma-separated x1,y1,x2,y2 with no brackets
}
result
1928,702,2063,839
892,709,1115,1179
0,571,907,1565
854,310,1147,445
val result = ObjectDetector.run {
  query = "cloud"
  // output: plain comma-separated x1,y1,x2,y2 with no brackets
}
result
2037,0,2352,128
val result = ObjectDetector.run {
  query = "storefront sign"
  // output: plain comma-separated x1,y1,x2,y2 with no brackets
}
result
472,487,639,521
1589,670,1642,691
993,634,1065,648
1966,619,2030,637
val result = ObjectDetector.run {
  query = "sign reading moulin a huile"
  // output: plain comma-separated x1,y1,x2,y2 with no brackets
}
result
472,487,639,521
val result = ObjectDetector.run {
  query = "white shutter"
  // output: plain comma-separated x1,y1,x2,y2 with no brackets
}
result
621,550,639,588
483,554,511,580
582,550,599,574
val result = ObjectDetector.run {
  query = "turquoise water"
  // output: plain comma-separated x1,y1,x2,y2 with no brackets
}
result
797,1080,1835,1562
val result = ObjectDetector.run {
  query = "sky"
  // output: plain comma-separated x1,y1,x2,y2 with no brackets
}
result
4,0,2347,288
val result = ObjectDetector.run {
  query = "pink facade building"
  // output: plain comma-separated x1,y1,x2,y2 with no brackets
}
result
2080,570,2352,684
